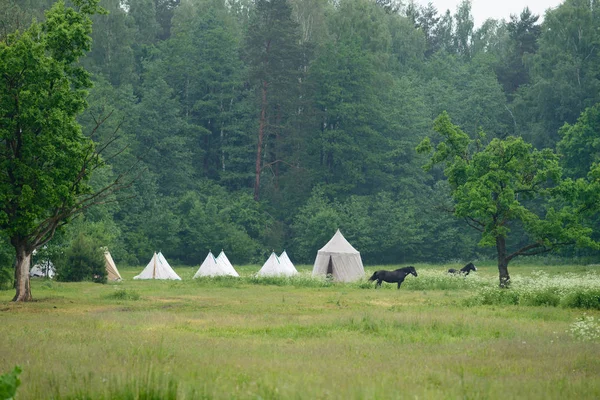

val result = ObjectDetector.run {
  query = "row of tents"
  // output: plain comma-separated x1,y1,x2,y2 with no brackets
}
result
134,249,298,280
30,250,122,281
31,229,366,282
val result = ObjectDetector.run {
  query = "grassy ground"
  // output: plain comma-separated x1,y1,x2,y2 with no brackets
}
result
1,262,599,399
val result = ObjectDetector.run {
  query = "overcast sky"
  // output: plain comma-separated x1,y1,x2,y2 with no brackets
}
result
416,0,565,27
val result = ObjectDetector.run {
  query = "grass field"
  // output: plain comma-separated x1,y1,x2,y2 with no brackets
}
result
1,262,599,399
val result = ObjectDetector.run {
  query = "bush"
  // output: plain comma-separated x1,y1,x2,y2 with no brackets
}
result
520,288,561,307
56,234,107,283
561,289,600,310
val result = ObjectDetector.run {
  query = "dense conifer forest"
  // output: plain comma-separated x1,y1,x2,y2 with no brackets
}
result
1,0,600,270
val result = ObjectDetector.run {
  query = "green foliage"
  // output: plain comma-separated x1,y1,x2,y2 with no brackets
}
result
0,366,21,400
558,103,600,178
291,187,341,262
0,234,13,290
175,189,263,264
56,234,106,283
105,288,141,301
517,0,600,148
561,289,600,310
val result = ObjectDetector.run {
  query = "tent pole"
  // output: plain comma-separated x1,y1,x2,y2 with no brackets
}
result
152,253,156,279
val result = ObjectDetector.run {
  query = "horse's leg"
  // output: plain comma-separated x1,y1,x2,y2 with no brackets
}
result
397,281,402,289
376,279,382,288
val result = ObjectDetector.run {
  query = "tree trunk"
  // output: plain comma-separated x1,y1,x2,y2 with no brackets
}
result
254,79,268,201
12,248,33,302
496,236,511,288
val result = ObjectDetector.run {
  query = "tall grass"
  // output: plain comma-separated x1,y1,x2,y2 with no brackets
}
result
104,288,141,301
47,369,181,400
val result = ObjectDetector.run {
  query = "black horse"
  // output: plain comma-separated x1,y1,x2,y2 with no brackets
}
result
369,266,418,289
448,262,477,276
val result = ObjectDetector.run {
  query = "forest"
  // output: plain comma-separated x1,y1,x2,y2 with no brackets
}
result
1,0,600,273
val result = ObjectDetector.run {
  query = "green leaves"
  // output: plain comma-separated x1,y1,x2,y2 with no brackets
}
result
0,366,21,400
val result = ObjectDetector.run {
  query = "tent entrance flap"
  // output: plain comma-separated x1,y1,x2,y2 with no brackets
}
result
326,256,333,276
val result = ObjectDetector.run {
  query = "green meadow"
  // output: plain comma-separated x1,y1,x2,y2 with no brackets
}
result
1,263,600,399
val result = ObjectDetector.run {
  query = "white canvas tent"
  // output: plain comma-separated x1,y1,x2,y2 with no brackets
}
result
278,250,298,276
194,251,238,277
258,251,297,276
312,229,365,282
133,252,181,280
215,250,239,277
104,250,122,281
30,260,55,278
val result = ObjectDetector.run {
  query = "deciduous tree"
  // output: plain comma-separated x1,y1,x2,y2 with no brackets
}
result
417,112,599,287
0,0,125,301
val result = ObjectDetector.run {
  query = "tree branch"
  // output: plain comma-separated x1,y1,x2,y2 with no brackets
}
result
507,240,576,262
464,217,484,232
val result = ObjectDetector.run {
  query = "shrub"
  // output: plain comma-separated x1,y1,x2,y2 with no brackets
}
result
561,289,600,310
520,288,561,307
56,234,107,283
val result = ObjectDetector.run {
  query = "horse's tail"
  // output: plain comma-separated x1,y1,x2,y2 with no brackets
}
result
369,271,378,281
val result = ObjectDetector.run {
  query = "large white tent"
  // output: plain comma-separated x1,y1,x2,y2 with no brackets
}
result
216,250,239,277
133,252,181,280
258,252,297,276
312,229,365,282
194,251,238,277
104,250,122,281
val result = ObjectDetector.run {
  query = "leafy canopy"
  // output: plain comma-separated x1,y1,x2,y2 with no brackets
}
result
0,0,105,250
417,112,597,257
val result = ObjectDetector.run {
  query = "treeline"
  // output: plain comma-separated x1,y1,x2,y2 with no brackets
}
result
2,0,600,266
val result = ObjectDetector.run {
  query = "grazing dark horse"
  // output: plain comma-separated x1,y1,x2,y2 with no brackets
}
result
369,266,418,289
448,262,477,276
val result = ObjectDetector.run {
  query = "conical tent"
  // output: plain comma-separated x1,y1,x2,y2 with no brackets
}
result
312,229,365,282
278,250,298,275
194,251,237,277
104,250,122,281
258,252,296,276
216,251,239,277
133,252,181,280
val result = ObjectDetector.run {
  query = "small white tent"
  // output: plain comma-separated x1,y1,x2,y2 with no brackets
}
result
133,252,181,280
104,250,122,281
278,250,298,276
312,229,365,282
30,261,55,278
258,252,297,276
216,250,239,277
194,251,238,277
